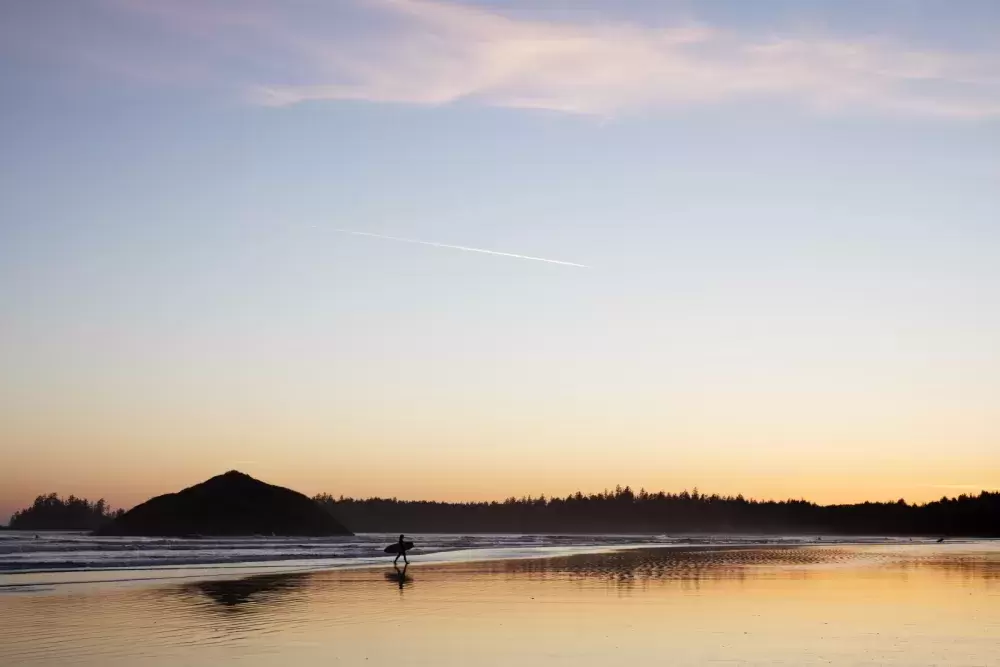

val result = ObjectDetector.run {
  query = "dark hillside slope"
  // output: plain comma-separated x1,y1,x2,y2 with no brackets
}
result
99,471,352,537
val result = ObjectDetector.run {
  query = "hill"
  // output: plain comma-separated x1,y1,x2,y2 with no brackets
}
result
98,471,353,536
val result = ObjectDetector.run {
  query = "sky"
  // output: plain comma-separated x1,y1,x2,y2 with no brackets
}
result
1,0,999,521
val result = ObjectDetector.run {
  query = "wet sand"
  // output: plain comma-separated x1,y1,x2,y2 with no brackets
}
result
2,543,998,665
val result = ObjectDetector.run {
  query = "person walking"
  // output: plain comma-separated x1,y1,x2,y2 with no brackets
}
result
394,534,410,565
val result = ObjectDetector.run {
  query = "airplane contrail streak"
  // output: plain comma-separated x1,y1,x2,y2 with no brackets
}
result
333,229,589,268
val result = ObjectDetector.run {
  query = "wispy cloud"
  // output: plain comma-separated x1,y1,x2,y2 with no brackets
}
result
17,0,1000,118
248,0,1000,118
334,229,589,268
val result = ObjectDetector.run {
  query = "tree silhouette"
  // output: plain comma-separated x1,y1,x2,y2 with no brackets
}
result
9,494,123,530
314,488,999,537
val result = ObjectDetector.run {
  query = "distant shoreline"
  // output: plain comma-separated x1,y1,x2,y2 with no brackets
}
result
11,478,998,536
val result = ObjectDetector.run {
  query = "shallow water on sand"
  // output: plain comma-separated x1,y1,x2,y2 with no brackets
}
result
1,543,997,666
0,531,901,574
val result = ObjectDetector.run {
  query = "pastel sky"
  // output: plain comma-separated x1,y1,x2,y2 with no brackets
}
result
2,0,999,521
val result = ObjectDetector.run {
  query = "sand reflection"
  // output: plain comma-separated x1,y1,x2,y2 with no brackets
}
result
385,563,414,591
184,572,314,609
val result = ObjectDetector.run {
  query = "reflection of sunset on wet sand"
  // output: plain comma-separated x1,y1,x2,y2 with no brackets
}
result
2,544,997,666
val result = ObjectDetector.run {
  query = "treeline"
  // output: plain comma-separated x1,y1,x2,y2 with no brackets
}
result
315,487,1000,537
9,494,124,530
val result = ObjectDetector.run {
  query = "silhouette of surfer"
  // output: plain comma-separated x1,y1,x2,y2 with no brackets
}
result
394,534,410,565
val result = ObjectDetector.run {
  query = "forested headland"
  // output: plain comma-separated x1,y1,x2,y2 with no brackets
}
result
315,487,1000,537
8,485,998,537
8,494,124,530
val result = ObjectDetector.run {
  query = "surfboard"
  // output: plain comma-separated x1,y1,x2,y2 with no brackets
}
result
384,541,414,554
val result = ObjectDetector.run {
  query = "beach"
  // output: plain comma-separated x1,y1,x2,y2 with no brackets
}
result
2,541,997,666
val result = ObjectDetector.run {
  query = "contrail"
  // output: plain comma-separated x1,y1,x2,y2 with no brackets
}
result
333,229,589,268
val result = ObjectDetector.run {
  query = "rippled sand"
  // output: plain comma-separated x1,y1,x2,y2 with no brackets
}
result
2,543,998,665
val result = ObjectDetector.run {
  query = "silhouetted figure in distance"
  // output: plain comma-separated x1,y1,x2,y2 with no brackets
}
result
394,534,409,565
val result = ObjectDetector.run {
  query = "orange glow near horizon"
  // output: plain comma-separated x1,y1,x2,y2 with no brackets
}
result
4,367,998,520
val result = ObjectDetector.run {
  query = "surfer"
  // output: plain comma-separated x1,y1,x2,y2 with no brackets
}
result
394,534,409,565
